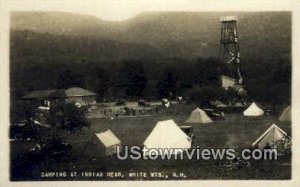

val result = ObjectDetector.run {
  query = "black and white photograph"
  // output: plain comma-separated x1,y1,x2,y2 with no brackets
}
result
1,0,299,186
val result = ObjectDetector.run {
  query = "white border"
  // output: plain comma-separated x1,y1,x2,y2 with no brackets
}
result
1,0,299,186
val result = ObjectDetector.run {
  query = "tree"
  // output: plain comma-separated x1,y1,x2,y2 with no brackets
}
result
267,60,291,111
184,85,222,107
49,102,90,133
118,60,148,98
85,66,110,99
219,87,240,105
10,100,36,123
194,57,221,87
56,69,85,89
156,68,177,98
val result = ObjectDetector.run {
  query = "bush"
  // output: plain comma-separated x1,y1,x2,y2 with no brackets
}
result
49,102,90,132
184,85,222,107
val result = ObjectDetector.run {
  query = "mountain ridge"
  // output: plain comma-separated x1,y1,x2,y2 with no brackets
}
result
11,11,291,60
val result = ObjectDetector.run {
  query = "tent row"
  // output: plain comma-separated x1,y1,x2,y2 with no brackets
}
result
80,119,289,157
243,103,291,121
144,119,290,155
185,103,290,121
72,105,290,158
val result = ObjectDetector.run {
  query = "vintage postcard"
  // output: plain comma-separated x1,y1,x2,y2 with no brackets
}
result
0,0,299,186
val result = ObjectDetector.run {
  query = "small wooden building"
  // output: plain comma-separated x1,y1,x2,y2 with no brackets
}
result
22,87,97,106
221,75,236,90
220,75,247,94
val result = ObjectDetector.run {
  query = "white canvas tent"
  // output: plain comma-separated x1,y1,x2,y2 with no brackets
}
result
252,124,288,149
185,107,213,124
83,129,121,157
243,102,264,116
279,106,291,122
143,119,191,155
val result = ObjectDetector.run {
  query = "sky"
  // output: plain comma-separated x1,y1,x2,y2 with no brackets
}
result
1,0,295,21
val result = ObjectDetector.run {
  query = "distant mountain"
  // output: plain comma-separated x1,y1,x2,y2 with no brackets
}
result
10,30,161,62
11,12,123,37
10,11,291,105
11,11,291,60
122,12,291,60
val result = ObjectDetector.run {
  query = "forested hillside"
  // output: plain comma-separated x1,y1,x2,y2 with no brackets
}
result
10,11,291,105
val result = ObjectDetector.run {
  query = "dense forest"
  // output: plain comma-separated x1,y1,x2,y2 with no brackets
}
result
10,12,291,107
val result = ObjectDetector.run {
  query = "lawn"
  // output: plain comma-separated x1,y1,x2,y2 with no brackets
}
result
10,104,291,180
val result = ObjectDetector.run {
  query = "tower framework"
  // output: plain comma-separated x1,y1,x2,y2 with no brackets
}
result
219,16,243,85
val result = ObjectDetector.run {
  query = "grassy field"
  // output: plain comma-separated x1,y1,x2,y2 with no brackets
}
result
10,104,291,180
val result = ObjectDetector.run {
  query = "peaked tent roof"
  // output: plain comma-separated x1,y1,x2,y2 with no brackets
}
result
243,102,264,116
95,129,121,148
252,124,288,149
279,106,291,122
143,119,191,154
185,107,213,124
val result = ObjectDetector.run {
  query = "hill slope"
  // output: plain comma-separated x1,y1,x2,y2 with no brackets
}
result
11,11,291,60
